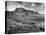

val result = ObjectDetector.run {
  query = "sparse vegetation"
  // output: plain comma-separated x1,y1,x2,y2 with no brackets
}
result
6,8,45,34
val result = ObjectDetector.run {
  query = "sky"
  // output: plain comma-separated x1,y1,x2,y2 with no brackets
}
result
6,1,45,14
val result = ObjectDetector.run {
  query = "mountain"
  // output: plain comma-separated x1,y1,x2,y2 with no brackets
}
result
6,8,44,22
13,8,40,17
14,8,38,14
6,8,40,16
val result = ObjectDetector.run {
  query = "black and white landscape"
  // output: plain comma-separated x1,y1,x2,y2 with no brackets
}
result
5,1,45,34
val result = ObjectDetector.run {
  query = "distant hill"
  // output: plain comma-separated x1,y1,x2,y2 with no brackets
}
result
6,8,44,22
14,8,38,14
13,8,40,16
6,8,39,16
